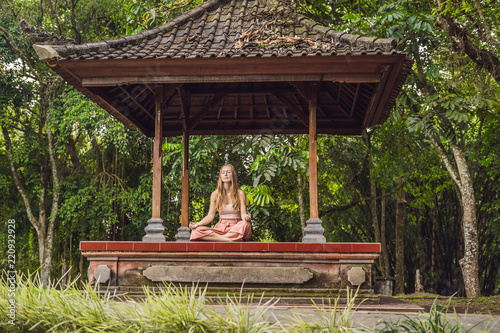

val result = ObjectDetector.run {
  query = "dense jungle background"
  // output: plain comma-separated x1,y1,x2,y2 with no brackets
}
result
1,0,499,297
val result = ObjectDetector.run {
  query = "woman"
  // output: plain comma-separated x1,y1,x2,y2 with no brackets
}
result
189,164,252,242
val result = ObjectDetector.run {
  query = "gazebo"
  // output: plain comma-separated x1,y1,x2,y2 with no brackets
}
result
35,0,411,292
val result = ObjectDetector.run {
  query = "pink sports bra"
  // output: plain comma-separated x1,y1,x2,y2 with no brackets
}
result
219,204,241,219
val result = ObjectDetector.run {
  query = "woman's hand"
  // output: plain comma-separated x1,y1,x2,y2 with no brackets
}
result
244,213,252,222
189,222,199,229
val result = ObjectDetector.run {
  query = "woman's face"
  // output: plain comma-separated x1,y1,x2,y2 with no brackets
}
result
220,166,232,183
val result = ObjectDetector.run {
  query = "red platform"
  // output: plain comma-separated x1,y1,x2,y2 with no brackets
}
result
80,241,380,253
81,242,380,289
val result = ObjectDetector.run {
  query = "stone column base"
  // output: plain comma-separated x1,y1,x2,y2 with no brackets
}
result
302,217,326,243
175,226,191,242
142,217,166,242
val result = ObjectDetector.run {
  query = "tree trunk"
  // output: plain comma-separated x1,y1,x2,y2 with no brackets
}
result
380,195,390,277
66,135,83,171
431,200,437,293
363,131,389,277
428,133,481,297
450,142,481,298
394,180,407,294
61,240,68,288
40,109,60,286
79,254,84,286
1,105,60,286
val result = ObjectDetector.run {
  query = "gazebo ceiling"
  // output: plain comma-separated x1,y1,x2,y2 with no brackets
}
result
34,0,413,137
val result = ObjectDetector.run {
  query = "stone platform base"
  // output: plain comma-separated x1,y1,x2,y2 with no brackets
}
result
94,285,380,305
81,242,380,291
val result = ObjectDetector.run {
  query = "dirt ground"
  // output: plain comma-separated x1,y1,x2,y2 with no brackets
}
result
397,293,500,315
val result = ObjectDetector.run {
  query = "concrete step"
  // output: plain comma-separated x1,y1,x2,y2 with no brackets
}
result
94,286,379,305
90,286,425,312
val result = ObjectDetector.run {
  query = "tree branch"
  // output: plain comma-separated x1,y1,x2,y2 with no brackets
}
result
46,110,61,246
0,25,39,81
1,125,41,233
427,131,461,187
435,0,500,85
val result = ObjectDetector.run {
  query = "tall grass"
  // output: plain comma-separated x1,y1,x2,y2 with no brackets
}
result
278,287,360,333
376,298,489,333
0,273,280,332
1,273,130,332
215,289,278,333
1,274,495,333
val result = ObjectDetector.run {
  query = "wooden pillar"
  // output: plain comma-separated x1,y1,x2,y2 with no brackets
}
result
152,87,163,219
302,83,326,243
175,87,192,241
181,96,190,228
143,86,166,242
308,85,319,219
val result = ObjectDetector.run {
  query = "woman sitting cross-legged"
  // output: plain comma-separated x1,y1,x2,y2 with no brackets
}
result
189,164,252,242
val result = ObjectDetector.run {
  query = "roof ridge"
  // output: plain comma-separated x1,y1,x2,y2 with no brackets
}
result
295,12,396,52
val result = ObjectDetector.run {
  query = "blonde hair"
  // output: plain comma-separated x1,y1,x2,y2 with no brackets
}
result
215,164,240,212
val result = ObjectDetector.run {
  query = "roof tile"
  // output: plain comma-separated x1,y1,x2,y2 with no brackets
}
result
43,0,402,61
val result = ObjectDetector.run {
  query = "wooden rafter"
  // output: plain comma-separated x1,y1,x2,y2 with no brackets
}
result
119,86,155,120
350,83,361,119
87,87,151,135
273,93,308,127
164,84,181,107
323,82,350,118
235,95,239,119
250,95,254,120
190,93,225,130
263,95,271,119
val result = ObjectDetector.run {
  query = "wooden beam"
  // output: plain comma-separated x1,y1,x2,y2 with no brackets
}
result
363,68,391,128
66,55,396,79
371,58,405,125
179,87,190,228
308,83,319,219
217,97,224,120
185,87,298,95
263,95,271,119
249,95,254,120
350,83,361,119
290,81,309,102
87,86,151,135
152,86,163,219
273,93,309,127
82,73,383,86
323,82,350,118
235,95,239,119
164,84,180,104
118,86,155,120
190,93,225,130
160,126,363,137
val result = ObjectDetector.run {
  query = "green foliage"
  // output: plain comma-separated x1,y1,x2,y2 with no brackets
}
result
378,298,482,332
0,273,279,332
280,288,360,332
124,0,204,35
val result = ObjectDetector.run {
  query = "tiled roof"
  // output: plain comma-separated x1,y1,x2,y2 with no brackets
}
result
47,0,399,61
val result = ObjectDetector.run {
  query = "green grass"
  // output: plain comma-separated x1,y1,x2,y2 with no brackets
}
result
1,273,497,332
398,294,500,315
376,298,491,333
278,287,360,332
